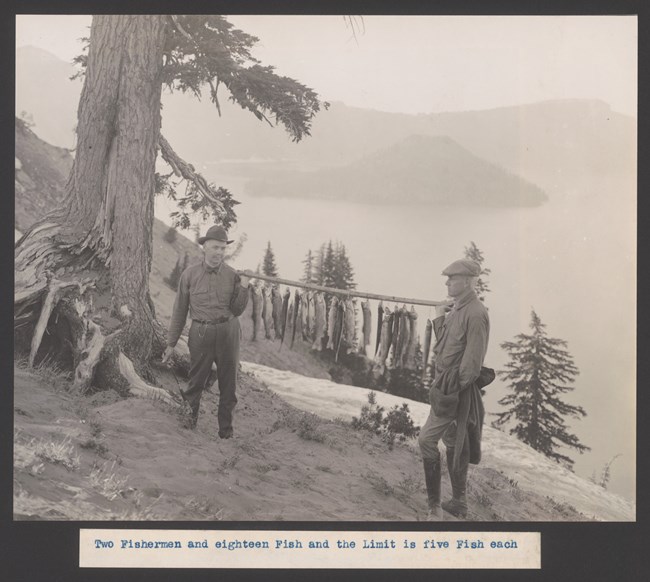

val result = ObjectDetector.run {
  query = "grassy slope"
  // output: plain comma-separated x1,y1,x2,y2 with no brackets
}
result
14,361,590,521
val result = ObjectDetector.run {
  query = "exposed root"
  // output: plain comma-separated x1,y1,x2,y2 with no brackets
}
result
73,315,109,392
118,352,177,406
29,280,82,367
15,281,48,307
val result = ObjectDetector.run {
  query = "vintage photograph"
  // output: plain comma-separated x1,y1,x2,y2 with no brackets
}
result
14,14,636,522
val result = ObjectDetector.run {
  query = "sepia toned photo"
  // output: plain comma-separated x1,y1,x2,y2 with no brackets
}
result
14,14,636,524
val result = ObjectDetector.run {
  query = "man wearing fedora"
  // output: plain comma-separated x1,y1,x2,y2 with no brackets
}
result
418,259,491,520
163,225,251,437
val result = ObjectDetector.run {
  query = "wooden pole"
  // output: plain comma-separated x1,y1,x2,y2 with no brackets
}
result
237,271,452,307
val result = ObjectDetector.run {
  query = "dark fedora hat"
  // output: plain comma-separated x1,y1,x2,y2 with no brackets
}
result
198,225,233,245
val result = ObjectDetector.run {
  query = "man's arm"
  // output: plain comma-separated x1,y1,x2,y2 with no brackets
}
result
458,311,490,389
229,271,250,316
432,304,450,340
166,271,191,348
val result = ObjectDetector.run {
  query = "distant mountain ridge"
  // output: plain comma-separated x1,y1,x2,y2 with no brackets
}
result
246,133,548,206
16,46,635,201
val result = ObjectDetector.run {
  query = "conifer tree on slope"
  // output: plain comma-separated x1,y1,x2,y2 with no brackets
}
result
493,309,590,470
301,250,315,284
14,15,326,399
262,241,279,278
333,242,357,291
463,241,491,302
322,241,337,289
314,244,326,286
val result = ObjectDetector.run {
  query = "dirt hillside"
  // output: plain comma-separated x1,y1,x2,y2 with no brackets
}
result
13,119,629,521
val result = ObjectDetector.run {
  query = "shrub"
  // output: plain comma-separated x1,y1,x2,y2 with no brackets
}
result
351,391,420,449
163,226,177,244
273,408,327,443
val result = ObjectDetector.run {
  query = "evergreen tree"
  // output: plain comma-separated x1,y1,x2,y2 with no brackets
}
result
14,14,326,394
493,309,590,470
333,243,357,290
322,241,336,288
464,241,491,301
315,243,326,286
262,241,279,277
301,250,315,284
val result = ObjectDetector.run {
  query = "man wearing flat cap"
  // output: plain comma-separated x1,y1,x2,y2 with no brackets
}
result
163,225,251,437
418,259,491,520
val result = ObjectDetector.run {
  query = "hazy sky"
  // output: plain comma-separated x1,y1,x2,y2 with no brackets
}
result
16,14,637,116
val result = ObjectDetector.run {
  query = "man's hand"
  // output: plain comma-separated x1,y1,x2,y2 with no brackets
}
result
239,269,254,288
434,305,449,318
162,346,175,364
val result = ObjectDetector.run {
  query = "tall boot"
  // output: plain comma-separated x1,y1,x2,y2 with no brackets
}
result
422,458,443,521
442,446,469,519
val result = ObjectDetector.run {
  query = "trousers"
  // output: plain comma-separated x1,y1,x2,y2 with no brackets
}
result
184,318,240,431
418,407,458,461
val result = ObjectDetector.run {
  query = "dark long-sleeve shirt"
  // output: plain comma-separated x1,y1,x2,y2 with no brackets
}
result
167,261,249,347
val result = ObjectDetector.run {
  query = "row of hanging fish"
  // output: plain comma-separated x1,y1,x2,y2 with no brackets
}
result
372,302,418,374
249,285,358,361
249,284,437,372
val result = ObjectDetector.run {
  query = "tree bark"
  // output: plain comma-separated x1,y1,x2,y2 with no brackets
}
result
15,16,174,399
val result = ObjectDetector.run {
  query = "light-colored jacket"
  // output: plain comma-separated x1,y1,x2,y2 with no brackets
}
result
430,289,489,418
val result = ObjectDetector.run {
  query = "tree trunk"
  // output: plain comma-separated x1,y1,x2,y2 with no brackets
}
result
15,15,177,401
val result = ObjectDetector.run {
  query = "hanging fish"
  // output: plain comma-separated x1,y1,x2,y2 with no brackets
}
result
260,286,267,332
374,307,393,374
389,305,402,368
422,318,433,382
262,286,274,340
290,291,302,349
326,296,339,350
312,292,327,351
306,291,316,341
398,305,411,368
404,306,419,370
375,300,384,357
333,298,346,362
250,285,263,341
389,304,401,367
300,290,310,341
357,299,372,356
342,298,356,354
280,288,291,346
271,286,283,340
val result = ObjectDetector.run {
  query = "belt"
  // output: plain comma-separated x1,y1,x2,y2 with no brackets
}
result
192,316,233,325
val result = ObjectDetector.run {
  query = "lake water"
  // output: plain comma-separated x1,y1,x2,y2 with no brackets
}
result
155,169,636,502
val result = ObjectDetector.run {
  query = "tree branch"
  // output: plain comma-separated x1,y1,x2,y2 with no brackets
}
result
169,15,193,41
158,134,225,215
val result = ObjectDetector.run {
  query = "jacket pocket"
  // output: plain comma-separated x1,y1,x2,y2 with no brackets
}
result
430,387,459,419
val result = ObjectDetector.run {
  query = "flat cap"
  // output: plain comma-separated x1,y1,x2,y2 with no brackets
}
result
442,259,481,277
